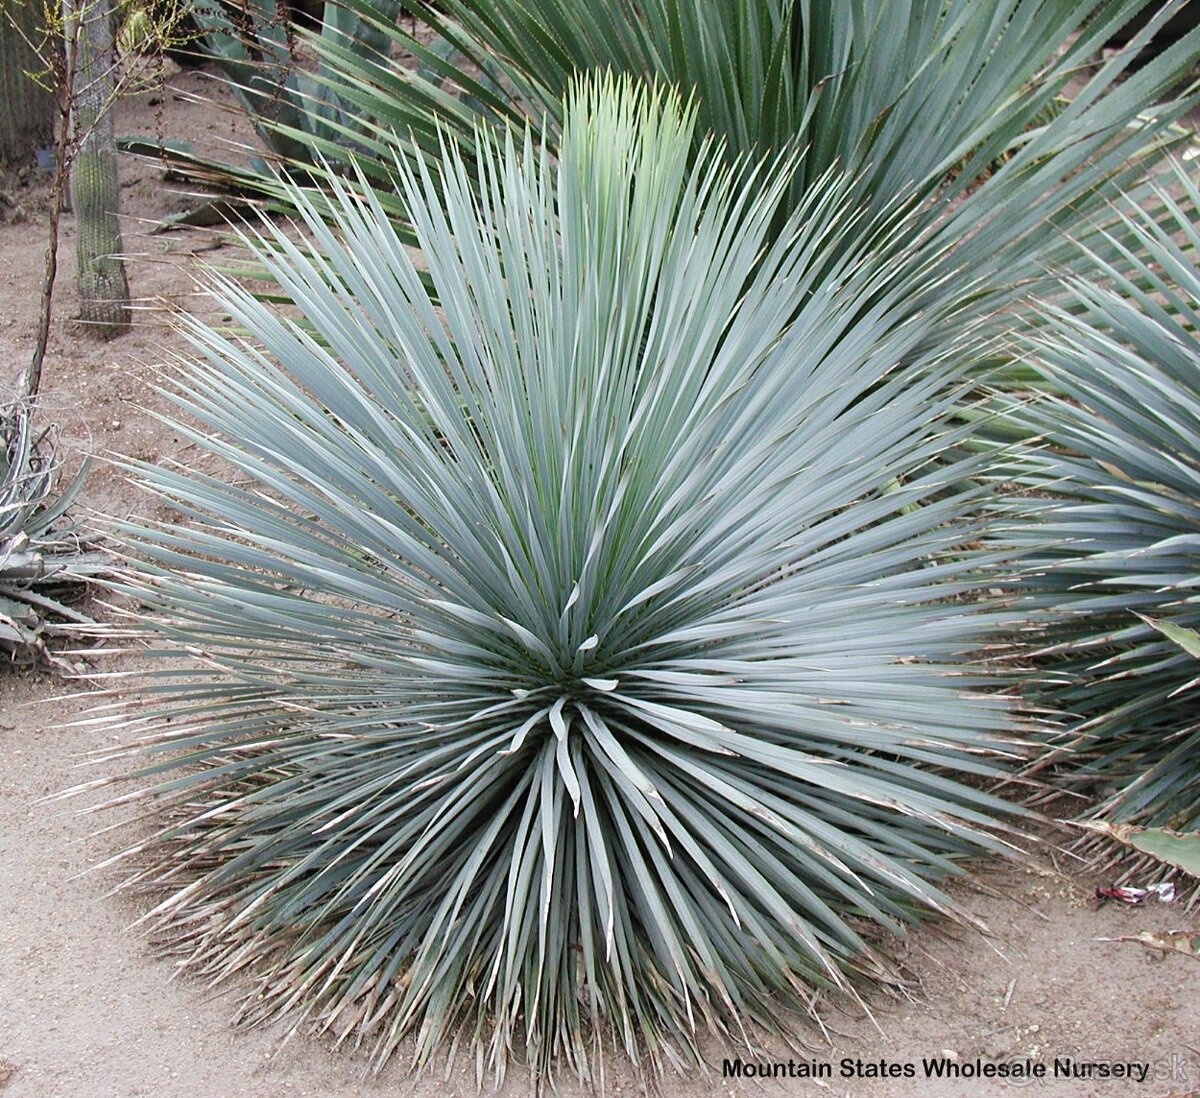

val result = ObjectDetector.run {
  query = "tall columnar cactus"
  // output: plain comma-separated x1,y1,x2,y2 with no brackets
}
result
65,0,129,336
0,0,55,168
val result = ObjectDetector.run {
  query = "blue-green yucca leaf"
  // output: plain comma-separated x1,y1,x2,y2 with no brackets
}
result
1012,162,1200,835
288,0,1200,317
99,76,1025,1081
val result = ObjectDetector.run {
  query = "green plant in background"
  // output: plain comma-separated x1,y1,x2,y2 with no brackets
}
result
0,402,101,665
130,0,1200,392
120,0,404,176
116,0,197,57
0,0,56,168
102,78,1028,1081
1013,163,1200,836
287,0,1200,318
311,0,1193,200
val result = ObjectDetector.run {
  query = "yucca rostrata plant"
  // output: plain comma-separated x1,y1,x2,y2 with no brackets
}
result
1014,164,1200,837
140,0,1200,342
101,78,1025,1081
268,0,1200,312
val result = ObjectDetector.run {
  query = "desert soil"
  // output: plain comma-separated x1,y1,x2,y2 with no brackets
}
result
1,64,1198,1098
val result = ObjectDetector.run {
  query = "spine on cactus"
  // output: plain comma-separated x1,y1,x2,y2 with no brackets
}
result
65,0,130,336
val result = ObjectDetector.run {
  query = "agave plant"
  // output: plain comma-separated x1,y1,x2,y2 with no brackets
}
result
1013,163,1200,836
0,400,100,665
119,0,405,183
103,78,1026,1080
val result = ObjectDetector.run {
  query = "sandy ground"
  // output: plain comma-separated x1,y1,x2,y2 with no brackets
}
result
1,66,1198,1098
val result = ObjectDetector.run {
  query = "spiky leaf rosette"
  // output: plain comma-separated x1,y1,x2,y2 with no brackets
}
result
0,400,99,664
1013,164,1200,834
264,0,1200,324
102,79,1022,1081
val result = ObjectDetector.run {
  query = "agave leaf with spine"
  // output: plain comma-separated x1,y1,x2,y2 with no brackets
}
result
1076,821,1200,878
1142,615,1200,659
0,401,102,665
99,78,1028,1081
1012,162,1200,835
